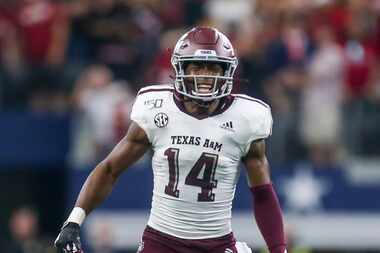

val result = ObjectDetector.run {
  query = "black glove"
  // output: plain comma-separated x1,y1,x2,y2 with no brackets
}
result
54,222,83,253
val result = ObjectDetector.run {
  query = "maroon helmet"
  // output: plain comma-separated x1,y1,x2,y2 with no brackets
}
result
171,27,238,101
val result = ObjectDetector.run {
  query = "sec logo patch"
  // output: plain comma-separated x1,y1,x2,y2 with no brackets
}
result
154,113,169,128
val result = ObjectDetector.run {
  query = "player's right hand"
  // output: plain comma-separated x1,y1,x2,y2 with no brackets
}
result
54,222,83,253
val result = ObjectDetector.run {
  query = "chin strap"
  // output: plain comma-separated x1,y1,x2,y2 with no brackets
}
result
178,90,218,108
191,98,216,108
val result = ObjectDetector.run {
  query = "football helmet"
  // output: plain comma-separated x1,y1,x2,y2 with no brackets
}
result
171,27,238,102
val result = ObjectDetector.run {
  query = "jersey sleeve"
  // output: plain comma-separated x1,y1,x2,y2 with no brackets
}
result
130,85,174,144
130,92,153,142
243,104,273,155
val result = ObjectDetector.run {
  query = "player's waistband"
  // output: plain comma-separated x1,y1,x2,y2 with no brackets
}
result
142,225,236,252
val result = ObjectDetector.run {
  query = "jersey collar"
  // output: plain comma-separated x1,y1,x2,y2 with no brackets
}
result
173,91,234,120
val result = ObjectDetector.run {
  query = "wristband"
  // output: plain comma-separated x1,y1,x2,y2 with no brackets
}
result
67,207,86,226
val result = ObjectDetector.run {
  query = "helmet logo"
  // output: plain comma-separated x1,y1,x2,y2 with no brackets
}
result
223,43,231,50
180,42,189,49
200,50,213,54
154,113,169,128
195,49,217,56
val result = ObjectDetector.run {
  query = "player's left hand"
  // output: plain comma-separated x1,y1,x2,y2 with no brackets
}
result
54,222,83,253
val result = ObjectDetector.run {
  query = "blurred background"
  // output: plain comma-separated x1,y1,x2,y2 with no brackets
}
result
0,0,380,252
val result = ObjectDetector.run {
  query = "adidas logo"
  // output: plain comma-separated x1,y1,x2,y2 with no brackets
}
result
220,121,234,132
225,248,233,253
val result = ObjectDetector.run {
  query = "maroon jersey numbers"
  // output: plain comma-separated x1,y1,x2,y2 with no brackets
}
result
164,148,218,202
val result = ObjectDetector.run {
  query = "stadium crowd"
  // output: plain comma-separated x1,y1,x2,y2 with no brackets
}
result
0,0,379,166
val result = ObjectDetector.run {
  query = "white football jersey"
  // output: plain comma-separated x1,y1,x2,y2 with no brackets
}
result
130,85,272,239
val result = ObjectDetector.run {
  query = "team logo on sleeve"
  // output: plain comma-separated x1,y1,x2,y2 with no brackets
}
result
154,113,169,128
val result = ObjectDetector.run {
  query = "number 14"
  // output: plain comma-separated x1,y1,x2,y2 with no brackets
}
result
164,148,218,202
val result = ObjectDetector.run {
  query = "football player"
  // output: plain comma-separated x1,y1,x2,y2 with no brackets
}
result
55,27,287,253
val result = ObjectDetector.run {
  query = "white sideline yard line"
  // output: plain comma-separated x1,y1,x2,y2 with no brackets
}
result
84,211,380,250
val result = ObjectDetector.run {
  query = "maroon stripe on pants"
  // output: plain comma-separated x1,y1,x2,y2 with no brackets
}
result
139,226,238,253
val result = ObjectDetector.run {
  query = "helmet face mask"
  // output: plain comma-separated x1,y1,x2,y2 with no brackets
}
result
171,27,238,103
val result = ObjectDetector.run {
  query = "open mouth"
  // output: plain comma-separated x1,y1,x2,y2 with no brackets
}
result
197,84,213,94
183,76,221,97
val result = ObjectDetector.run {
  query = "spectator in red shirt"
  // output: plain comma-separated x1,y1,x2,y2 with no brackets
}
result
15,0,69,66
0,7,24,107
342,2,378,101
